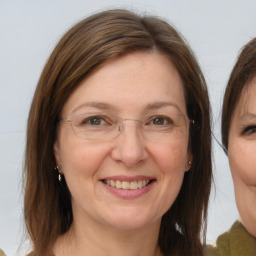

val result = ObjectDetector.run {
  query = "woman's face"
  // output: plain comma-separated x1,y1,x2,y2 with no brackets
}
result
228,78,256,237
54,51,192,231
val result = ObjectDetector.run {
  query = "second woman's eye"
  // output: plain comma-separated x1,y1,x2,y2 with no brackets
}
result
242,125,256,135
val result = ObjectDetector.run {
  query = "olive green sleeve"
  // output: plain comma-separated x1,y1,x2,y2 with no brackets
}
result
204,244,219,256
205,221,256,256
0,249,6,256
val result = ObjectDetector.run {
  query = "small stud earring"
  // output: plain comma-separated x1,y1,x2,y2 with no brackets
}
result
55,165,61,171
188,161,192,165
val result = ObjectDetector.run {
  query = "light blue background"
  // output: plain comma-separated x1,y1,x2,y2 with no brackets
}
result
0,0,255,255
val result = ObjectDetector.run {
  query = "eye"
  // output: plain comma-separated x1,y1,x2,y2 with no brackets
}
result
87,117,104,125
79,115,111,126
148,116,173,126
242,125,256,135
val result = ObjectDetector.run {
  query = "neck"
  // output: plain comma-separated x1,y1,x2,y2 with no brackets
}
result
54,215,163,256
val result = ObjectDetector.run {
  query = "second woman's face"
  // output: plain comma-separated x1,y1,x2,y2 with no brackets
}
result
54,51,192,232
228,78,256,237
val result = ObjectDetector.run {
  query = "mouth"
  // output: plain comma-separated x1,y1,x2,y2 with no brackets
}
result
102,178,156,190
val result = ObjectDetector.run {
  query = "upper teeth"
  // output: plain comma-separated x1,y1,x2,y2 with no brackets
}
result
104,180,150,190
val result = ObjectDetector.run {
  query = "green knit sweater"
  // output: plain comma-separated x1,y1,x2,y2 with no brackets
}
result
206,221,256,256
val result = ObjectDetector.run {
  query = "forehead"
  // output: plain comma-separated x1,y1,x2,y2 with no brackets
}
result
235,77,256,116
62,51,186,116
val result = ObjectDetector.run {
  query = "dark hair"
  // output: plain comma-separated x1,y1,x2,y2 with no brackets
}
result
24,9,212,256
221,38,256,152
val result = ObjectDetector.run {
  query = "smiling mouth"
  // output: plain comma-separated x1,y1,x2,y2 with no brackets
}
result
102,179,155,190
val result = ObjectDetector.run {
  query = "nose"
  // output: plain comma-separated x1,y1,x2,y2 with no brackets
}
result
110,121,148,167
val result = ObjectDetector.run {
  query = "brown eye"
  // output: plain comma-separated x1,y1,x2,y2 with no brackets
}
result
80,116,108,126
153,117,165,125
151,116,173,126
89,117,102,125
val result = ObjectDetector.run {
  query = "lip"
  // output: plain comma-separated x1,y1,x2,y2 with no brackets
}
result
101,175,156,182
100,175,156,199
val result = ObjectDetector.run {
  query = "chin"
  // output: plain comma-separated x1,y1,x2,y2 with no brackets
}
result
101,207,159,231
107,219,157,231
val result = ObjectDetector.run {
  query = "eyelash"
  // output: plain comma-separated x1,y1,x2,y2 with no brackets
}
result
81,116,110,125
241,125,256,135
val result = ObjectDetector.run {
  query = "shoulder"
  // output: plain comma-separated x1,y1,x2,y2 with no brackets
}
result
204,244,218,256
0,249,6,256
205,221,256,256
26,252,36,256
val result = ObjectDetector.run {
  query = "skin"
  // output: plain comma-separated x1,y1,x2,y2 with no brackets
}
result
228,77,256,238
54,51,192,256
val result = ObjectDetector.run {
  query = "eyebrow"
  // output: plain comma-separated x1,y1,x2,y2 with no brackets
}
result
72,101,183,114
144,102,182,112
72,102,114,114
240,112,256,121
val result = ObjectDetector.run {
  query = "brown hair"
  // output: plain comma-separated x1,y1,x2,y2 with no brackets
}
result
222,38,256,152
24,9,212,256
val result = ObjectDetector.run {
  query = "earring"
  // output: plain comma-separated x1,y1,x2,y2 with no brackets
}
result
55,165,62,182
58,173,62,182
186,161,192,172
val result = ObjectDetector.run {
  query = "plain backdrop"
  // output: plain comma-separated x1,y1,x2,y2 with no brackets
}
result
0,0,255,255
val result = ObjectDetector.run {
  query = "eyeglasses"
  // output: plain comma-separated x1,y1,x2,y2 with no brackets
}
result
59,112,193,141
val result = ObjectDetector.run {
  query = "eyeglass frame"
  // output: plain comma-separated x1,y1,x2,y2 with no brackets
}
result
58,112,195,141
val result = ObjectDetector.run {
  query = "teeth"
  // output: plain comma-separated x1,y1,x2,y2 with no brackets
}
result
110,180,116,187
104,179,150,189
130,181,137,190
116,180,122,189
122,181,130,189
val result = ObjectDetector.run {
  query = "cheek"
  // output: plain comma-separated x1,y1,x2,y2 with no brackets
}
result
150,139,189,174
59,140,112,206
148,140,188,214
64,145,109,176
229,141,256,186
57,128,111,179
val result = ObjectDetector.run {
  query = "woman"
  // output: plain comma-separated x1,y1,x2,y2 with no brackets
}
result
207,38,256,255
24,9,212,256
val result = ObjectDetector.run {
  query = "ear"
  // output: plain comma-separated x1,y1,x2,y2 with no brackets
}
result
185,152,193,172
53,140,62,169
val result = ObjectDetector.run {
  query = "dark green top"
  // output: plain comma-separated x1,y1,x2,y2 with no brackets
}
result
206,221,256,256
0,249,6,256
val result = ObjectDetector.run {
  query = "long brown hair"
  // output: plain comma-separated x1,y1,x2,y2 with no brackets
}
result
24,9,212,256
222,38,256,152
